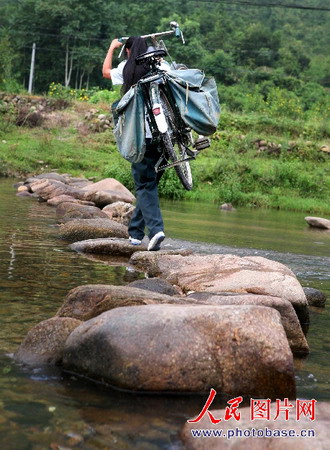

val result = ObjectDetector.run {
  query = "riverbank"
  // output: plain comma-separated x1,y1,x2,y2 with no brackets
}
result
1,93,329,214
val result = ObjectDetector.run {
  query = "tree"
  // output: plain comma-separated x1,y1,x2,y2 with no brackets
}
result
202,49,236,84
0,29,14,84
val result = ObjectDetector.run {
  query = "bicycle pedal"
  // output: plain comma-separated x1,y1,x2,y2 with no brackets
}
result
193,137,210,151
185,148,199,158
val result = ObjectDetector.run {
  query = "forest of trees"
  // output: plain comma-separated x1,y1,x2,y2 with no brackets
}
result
0,0,329,112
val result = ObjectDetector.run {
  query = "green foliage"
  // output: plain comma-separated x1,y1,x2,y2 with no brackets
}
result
0,29,13,84
0,101,16,135
158,168,187,200
103,160,134,192
89,87,121,104
48,83,90,101
202,50,236,85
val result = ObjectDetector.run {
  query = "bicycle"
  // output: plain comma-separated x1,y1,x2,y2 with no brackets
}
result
117,22,211,191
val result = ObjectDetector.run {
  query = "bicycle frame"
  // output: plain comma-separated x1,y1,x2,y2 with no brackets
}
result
137,67,196,172
117,21,197,174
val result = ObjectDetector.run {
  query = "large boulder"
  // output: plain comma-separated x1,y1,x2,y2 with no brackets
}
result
82,177,135,201
181,402,330,449
130,253,309,325
188,293,308,354
63,304,296,397
58,218,129,242
102,201,135,226
305,216,330,229
69,238,147,256
14,317,82,366
56,202,109,223
56,284,193,321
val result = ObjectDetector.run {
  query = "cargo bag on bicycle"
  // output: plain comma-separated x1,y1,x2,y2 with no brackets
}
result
165,69,220,136
113,84,146,163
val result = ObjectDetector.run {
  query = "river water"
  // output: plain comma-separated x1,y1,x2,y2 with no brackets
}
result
0,177,329,449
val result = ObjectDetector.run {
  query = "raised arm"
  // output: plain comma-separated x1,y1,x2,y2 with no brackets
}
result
102,39,123,79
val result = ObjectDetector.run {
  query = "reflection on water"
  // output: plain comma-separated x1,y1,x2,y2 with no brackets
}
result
161,199,330,257
0,179,329,448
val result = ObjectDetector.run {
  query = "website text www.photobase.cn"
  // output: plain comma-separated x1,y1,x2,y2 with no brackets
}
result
190,426,315,439
187,389,317,440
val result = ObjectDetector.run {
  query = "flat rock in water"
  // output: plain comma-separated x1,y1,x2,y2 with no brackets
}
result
62,304,296,397
14,317,82,366
56,202,109,223
30,179,86,201
189,293,309,354
128,249,193,268
181,403,330,449
130,253,309,325
128,278,182,296
303,287,327,307
47,195,95,207
29,172,70,184
70,238,147,256
305,216,330,229
58,218,128,242
56,284,194,321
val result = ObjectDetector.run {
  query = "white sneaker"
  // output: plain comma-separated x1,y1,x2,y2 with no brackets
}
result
129,236,142,245
147,231,165,251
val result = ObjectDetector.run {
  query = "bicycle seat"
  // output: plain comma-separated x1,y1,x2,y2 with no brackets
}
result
135,49,167,65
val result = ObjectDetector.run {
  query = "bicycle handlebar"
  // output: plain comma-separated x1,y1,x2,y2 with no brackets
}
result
117,21,185,58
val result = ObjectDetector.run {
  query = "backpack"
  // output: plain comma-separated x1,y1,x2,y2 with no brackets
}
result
113,84,146,163
165,68,220,136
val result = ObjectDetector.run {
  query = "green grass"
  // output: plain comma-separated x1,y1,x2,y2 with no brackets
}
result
0,99,329,214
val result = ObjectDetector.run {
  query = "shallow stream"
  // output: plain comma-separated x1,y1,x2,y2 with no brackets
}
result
0,178,329,449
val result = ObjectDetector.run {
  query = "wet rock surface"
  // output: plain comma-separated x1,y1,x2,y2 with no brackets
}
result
14,317,82,366
70,238,148,256
58,218,129,241
30,179,86,201
128,278,182,296
305,216,330,229
188,293,309,354
56,284,195,321
130,253,309,324
303,287,327,307
62,304,296,397
56,202,109,223
47,195,95,207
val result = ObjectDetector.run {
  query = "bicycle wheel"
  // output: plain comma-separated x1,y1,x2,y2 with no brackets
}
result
160,92,193,191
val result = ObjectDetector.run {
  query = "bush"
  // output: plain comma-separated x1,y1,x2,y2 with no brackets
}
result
48,83,91,101
0,79,25,94
89,87,121,104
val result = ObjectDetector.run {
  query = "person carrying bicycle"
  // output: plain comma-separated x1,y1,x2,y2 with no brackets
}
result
102,36,168,251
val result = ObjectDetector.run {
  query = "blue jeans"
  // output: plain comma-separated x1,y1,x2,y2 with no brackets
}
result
128,141,164,240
